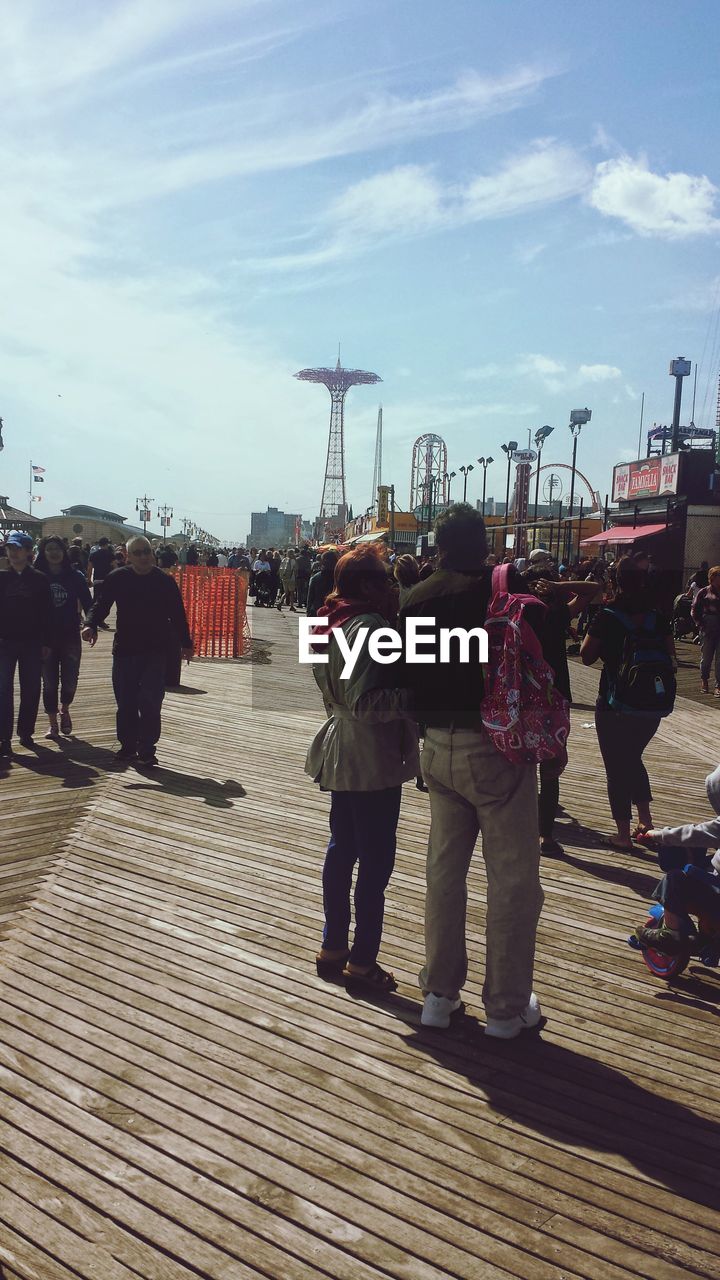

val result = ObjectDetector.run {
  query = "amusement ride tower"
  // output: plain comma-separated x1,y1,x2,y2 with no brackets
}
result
295,356,382,540
410,433,448,516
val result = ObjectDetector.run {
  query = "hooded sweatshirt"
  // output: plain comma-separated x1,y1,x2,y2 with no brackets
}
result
653,764,720,872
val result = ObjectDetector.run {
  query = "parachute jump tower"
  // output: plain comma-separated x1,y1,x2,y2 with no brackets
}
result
295,356,382,541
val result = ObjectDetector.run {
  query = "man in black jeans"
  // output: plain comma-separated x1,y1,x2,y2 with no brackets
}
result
88,537,116,629
0,530,52,758
83,536,193,765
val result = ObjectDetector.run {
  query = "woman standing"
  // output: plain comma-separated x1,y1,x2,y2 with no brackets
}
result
580,555,676,850
692,566,720,695
278,549,298,612
34,536,93,737
306,549,418,992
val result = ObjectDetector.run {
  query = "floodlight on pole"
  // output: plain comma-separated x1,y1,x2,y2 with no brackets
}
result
669,357,691,452
500,441,519,533
459,463,474,502
532,426,554,523
477,456,494,517
567,409,591,561
444,470,456,501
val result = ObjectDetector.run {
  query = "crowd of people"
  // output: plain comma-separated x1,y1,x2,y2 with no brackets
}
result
0,529,192,765
301,504,719,1037
1,512,717,1038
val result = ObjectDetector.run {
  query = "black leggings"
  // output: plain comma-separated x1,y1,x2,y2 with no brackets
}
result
538,763,560,839
594,699,660,823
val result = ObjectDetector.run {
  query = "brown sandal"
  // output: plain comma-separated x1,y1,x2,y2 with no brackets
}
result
343,963,398,993
316,949,349,980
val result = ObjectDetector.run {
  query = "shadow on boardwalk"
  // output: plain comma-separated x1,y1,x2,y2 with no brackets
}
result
404,1021,720,1211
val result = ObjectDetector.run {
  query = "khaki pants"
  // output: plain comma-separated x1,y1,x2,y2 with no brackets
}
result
420,727,543,1019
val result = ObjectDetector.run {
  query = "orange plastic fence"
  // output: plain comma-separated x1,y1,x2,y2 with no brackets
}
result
172,566,250,658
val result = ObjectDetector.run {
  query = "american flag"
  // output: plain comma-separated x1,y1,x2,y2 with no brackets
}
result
32,465,45,474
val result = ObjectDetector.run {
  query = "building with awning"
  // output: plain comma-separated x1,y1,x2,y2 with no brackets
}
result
581,450,720,593
580,522,675,547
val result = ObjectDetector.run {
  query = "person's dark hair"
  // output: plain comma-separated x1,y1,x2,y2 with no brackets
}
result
321,548,340,571
434,503,488,572
327,547,388,605
98,537,110,546
35,535,72,574
611,554,651,608
419,561,435,580
394,553,420,589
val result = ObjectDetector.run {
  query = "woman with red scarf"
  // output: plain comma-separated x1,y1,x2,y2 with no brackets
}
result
306,549,418,992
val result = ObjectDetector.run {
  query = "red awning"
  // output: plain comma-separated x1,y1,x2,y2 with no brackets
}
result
580,523,671,546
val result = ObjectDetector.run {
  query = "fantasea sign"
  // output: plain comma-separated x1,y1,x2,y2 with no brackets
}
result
612,454,680,503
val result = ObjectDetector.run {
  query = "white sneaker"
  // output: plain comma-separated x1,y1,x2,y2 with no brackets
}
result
485,993,543,1040
421,993,462,1028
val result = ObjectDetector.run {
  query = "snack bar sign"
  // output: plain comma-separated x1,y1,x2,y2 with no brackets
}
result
612,454,680,503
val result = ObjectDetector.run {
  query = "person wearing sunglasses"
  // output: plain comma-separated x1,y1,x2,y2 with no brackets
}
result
82,536,193,765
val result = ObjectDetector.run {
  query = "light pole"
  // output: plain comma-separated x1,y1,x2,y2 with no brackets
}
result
568,409,591,561
532,425,554,524
477,456,494,517
135,495,154,535
500,441,518,546
444,470,456,503
669,357,691,452
459,463,474,502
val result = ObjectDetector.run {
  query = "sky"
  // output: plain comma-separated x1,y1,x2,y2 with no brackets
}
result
1,0,719,541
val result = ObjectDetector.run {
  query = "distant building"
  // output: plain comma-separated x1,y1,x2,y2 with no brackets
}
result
0,496,41,538
344,507,418,548
41,504,158,545
247,507,301,548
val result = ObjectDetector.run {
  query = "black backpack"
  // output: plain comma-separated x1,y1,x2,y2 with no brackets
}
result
605,609,676,718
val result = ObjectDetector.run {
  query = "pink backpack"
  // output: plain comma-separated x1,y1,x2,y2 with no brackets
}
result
480,564,570,766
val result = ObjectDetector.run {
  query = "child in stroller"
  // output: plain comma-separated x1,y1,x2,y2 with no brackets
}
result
630,763,720,977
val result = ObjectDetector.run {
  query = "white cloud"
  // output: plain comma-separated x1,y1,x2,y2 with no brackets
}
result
578,363,622,381
463,142,589,219
465,354,623,393
589,155,720,239
250,141,590,270
517,353,566,378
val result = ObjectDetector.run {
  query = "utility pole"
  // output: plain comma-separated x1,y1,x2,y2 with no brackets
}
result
389,484,395,548
135,495,154,535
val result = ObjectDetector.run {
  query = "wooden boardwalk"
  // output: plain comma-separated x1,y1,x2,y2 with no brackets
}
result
1,606,719,1280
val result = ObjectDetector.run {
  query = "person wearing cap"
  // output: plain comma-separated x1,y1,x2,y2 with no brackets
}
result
82,535,193,766
529,547,553,568
0,530,53,758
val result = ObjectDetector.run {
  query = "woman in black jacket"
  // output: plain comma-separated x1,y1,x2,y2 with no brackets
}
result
35,536,93,737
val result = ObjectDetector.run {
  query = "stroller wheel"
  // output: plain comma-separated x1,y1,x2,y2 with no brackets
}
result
639,914,691,980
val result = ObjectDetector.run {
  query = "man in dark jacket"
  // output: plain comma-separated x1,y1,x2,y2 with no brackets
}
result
83,536,193,766
295,546,313,608
0,530,53,757
88,537,115,628
400,504,544,1039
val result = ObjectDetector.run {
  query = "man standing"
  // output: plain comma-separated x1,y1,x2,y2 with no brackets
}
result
401,504,544,1039
82,536,193,765
0,530,52,758
296,545,313,608
88,536,115,629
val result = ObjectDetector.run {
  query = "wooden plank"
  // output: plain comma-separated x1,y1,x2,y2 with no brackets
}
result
0,607,719,1280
